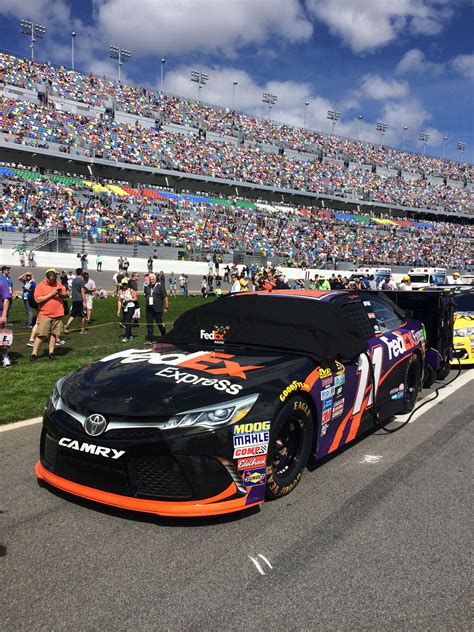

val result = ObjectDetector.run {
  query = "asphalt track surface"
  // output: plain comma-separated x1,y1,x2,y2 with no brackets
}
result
1,369,472,631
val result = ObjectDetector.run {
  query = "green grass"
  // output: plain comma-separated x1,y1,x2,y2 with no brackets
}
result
1,295,209,424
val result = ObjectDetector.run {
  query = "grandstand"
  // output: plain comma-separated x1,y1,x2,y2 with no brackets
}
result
0,51,472,270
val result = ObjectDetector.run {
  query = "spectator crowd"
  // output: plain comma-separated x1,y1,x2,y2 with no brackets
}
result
1,171,472,269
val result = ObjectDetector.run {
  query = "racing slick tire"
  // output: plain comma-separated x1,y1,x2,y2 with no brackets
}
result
401,354,422,413
422,362,436,389
265,396,313,500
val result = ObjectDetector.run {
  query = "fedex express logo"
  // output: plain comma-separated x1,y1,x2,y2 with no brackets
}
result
200,325,230,343
101,349,263,380
380,329,424,361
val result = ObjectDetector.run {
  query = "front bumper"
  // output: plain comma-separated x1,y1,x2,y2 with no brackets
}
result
37,405,266,517
452,336,474,365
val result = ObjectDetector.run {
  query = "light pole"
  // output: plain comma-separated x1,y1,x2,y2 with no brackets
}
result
71,32,76,70
376,121,388,145
357,115,363,141
160,58,165,93
442,136,448,160
109,45,131,82
304,101,309,129
327,110,340,134
456,142,466,161
262,92,278,118
20,20,46,60
402,126,408,151
232,81,238,110
419,132,430,155
191,70,209,102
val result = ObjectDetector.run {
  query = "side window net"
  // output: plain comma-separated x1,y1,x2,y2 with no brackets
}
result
341,302,374,339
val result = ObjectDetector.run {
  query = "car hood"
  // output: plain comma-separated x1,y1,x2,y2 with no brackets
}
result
60,343,307,417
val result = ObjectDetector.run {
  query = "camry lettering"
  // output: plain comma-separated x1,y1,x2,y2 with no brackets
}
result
59,437,125,460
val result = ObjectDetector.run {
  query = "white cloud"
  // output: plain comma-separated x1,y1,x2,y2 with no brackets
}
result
306,0,453,53
361,74,409,101
91,0,312,57
452,53,474,80
396,48,445,76
0,0,71,29
163,64,333,131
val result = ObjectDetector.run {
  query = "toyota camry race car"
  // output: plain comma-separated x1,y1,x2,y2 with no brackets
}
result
452,289,474,365
37,290,428,518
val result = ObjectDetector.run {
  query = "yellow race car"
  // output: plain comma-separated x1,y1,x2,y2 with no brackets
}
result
452,290,474,365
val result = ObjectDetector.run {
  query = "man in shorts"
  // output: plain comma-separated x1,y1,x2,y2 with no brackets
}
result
82,272,97,324
31,269,67,360
64,268,87,334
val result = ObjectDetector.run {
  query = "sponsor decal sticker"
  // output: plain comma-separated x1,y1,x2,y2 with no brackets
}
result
321,422,329,437
237,455,267,470
322,409,332,423
233,421,270,434
321,386,335,400
279,380,310,402
322,397,333,411
380,330,418,361
58,437,125,460
156,367,242,395
321,376,334,389
200,325,230,343
242,467,266,486
233,444,268,459
335,385,343,398
318,367,332,379
334,374,345,387
233,431,270,447
332,400,344,419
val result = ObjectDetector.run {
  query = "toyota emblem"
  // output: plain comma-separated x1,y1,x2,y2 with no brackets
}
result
84,413,108,437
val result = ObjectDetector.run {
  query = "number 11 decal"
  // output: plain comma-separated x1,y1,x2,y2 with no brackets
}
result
353,346,383,415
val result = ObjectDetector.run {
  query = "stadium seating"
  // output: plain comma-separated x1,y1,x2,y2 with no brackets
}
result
1,169,472,268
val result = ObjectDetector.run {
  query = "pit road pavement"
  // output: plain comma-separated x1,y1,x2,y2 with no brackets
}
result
1,373,472,631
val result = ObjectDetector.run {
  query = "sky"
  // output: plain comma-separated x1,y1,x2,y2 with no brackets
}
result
0,0,473,162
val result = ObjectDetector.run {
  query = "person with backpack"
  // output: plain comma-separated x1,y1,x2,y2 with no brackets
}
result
18,272,36,327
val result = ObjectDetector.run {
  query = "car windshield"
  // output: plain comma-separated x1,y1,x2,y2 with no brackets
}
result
455,293,474,312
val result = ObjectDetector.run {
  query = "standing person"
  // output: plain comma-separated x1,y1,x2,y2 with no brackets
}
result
67,271,74,292
27,249,35,267
230,272,241,294
158,270,166,287
18,272,36,327
213,253,220,275
96,254,102,272
60,270,68,289
399,275,413,291
0,266,13,322
117,256,124,272
206,254,213,276
215,272,222,290
117,278,137,343
223,265,230,283
64,269,87,334
0,273,12,367
30,269,66,361
169,271,177,297
80,252,88,271
82,272,97,325
144,273,168,343
147,256,153,273
201,276,208,298
122,257,130,274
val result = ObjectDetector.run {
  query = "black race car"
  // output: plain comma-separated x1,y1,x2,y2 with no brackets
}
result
37,290,427,517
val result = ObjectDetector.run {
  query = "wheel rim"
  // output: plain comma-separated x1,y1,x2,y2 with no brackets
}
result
272,416,304,480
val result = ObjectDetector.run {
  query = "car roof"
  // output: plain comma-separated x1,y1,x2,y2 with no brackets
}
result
238,289,345,301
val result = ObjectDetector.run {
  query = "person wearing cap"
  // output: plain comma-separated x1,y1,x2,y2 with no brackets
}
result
64,268,87,334
18,272,36,327
452,272,461,285
31,269,67,360
399,275,412,291
117,277,137,342
315,274,331,290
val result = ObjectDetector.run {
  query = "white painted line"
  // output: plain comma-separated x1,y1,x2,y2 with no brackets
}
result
0,416,43,432
249,556,266,575
394,369,474,424
360,455,383,464
258,554,273,569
